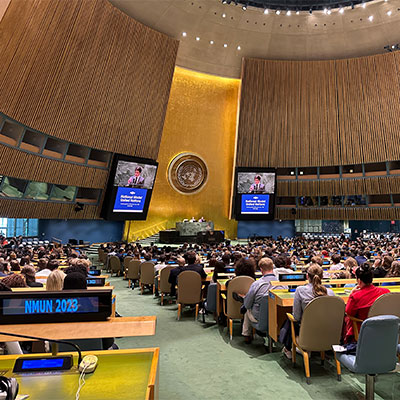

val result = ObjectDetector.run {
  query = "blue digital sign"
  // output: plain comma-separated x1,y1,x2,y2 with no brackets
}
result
241,194,270,214
3,297,99,315
112,187,147,213
22,358,64,370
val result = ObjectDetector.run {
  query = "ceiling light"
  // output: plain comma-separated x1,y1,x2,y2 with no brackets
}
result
222,13,226,18
299,171,304,175
224,43,228,47
290,171,295,175
349,169,354,173
237,45,241,50
210,40,214,44
387,10,392,16
276,10,281,15
196,36,200,41
182,32,187,37
264,8,269,14
368,15,373,21
339,7,344,14
287,10,291,16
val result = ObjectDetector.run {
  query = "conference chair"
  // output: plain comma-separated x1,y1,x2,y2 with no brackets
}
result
222,276,254,340
159,266,174,305
127,259,141,289
109,256,121,277
140,262,155,295
347,292,400,340
123,256,133,278
98,248,104,267
177,270,202,321
202,282,217,323
334,315,400,400
250,295,272,352
287,296,345,384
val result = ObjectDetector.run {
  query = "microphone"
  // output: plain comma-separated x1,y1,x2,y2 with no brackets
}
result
0,331,82,365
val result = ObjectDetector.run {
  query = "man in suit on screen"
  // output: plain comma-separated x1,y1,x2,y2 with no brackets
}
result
249,175,265,193
127,167,145,187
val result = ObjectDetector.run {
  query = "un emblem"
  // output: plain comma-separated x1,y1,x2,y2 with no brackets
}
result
168,153,208,194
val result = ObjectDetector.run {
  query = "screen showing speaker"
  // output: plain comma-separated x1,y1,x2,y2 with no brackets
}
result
233,167,276,220
101,154,158,221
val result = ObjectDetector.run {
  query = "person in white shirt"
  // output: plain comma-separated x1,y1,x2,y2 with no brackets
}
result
330,254,345,271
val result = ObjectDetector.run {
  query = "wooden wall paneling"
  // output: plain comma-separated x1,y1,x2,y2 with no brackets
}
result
0,0,178,157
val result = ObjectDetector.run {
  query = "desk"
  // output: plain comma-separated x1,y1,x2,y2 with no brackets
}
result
0,316,156,342
11,286,114,292
268,286,400,342
0,348,159,399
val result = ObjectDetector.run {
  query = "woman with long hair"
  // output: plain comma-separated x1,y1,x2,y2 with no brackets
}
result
282,264,334,359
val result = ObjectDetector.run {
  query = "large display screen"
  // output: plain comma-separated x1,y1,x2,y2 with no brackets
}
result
241,194,270,214
101,154,158,221
233,167,276,220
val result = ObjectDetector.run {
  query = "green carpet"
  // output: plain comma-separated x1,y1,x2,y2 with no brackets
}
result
108,275,399,400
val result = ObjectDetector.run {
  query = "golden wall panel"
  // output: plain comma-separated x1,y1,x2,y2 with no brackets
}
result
237,54,400,168
124,67,240,240
0,0,178,158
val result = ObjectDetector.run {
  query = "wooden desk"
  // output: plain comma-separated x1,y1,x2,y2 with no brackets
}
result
0,348,159,400
11,286,114,292
0,316,156,342
268,285,400,343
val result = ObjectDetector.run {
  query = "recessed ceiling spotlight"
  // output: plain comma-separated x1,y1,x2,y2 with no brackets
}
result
237,45,241,50
276,9,281,15
264,8,269,14
387,10,392,16
368,15,373,21
196,36,200,41
339,7,344,14
287,10,291,16
210,40,214,44
222,13,226,18
182,32,187,37
224,43,228,47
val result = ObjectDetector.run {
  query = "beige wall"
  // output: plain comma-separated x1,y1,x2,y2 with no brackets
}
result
124,67,239,240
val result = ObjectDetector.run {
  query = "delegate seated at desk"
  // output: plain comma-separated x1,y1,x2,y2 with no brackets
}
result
281,264,335,359
168,251,206,296
240,258,280,344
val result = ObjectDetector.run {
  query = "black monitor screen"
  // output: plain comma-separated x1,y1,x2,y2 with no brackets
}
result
101,154,158,221
233,167,276,220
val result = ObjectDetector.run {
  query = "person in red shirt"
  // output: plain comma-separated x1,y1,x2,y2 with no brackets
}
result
344,263,390,343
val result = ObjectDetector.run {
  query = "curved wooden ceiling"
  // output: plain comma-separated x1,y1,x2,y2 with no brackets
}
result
111,0,400,77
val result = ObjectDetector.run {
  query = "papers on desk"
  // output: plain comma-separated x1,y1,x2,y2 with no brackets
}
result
332,345,346,353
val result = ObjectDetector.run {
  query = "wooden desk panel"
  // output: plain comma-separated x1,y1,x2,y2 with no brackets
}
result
0,316,156,342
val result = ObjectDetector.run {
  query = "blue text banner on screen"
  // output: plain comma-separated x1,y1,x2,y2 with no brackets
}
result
113,187,147,213
3,297,99,315
241,194,270,214
22,358,65,370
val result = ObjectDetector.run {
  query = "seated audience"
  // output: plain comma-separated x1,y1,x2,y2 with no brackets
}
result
387,260,400,277
168,251,206,296
63,272,87,290
2,273,27,288
211,259,226,283
373,255,393,278
344,263,390,343
333,257,357,279
21,266,43,287
282,264,335,359
46,269,66,291
10,260,20,272
241,258,278,343
0,262,10,277
330,254,344,271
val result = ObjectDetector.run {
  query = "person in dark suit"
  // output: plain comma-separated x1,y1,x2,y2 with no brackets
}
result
249,175,265,193
168,251,207,296
127,167,145,187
